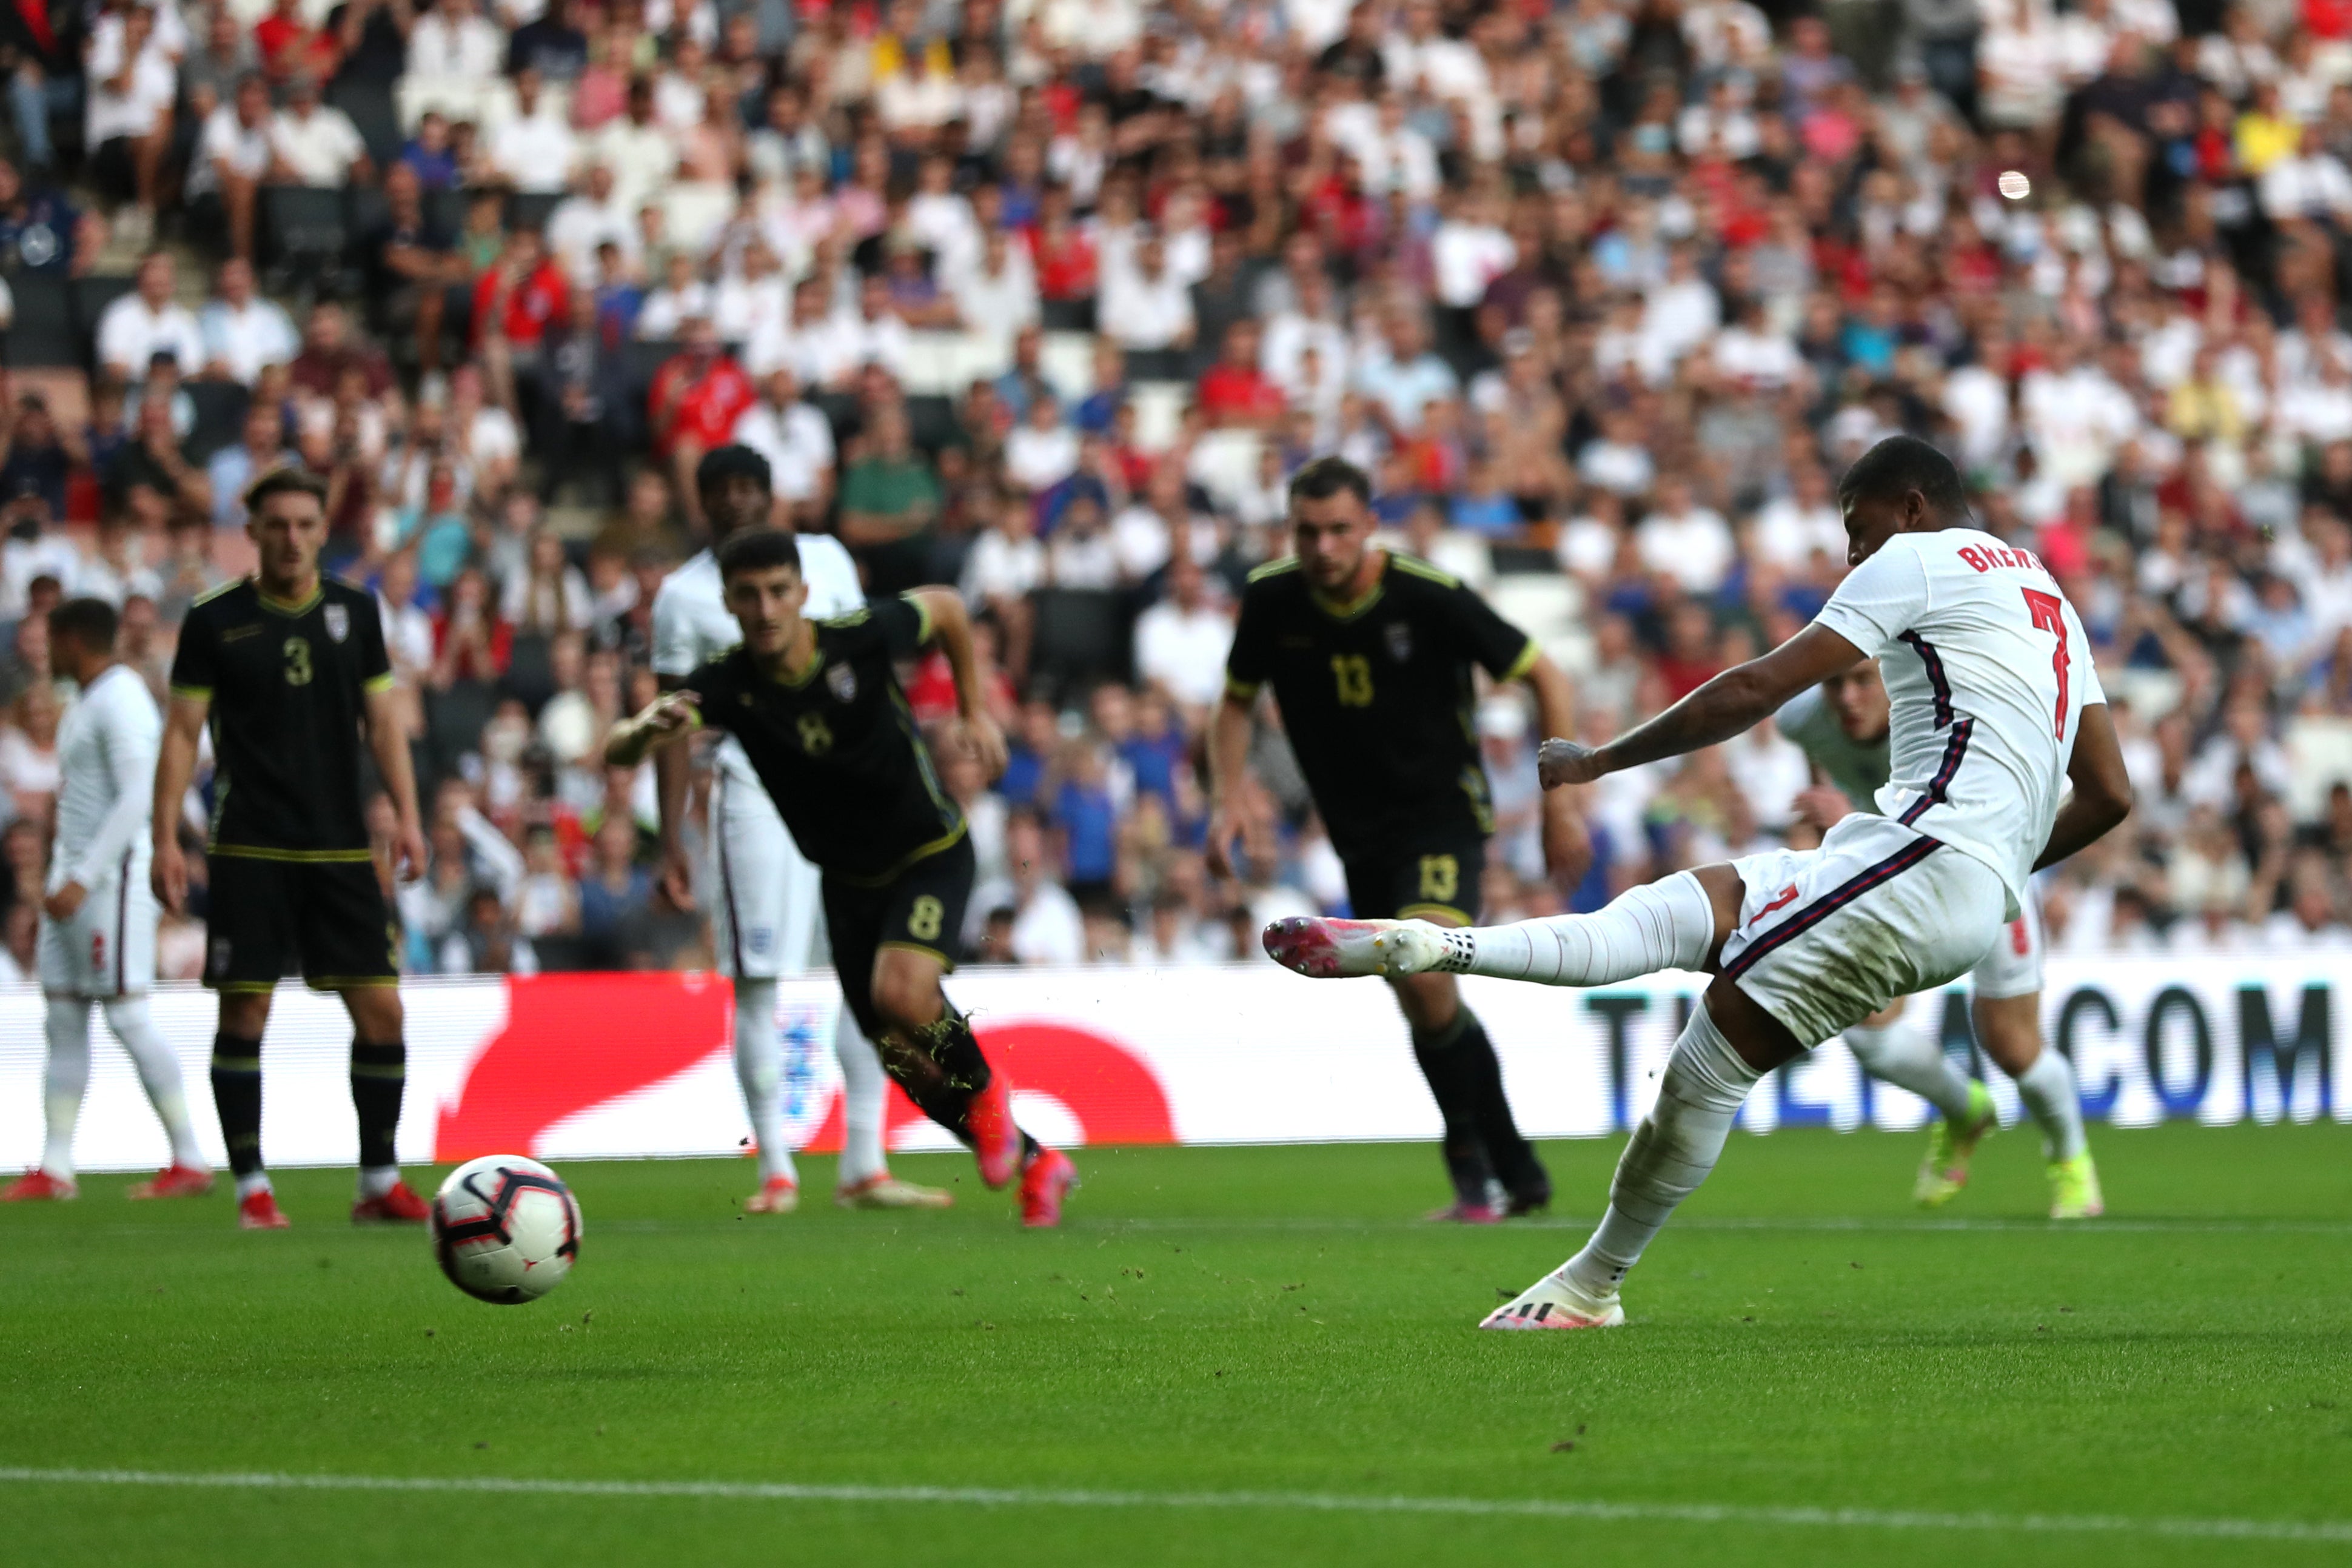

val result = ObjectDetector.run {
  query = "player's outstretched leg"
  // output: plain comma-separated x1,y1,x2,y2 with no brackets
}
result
105,996,213,1198
1484,992,1764,1331
1266,871,1719,986
732,977,801,1213
1840,1002,1994,1207
3,997,92,1201
831,1008,950,1210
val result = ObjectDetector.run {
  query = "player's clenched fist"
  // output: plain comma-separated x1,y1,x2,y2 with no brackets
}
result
1537,737,1604,789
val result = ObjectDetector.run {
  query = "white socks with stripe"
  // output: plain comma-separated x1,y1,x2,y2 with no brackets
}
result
1560,1001,1762,1301
1843,1016,1975,1126
41,997,90,1180
734,979,796,1187
2014,1047,2088,1161
834,1009,891,1189
1436,871,1717,987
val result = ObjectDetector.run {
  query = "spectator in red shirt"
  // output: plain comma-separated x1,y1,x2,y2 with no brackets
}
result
647,315,756,526
1194,318,1287,431
432,566,515,688
255,0,336,84
471,225,568,414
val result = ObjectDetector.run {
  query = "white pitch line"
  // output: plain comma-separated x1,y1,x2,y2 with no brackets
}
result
1054,1216,2352,1238
1,1467,2345,1545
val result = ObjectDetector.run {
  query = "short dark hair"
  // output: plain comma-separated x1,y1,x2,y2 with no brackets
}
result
1837,435,1968,519
47,596,117,652
1287,454,1372,509
717,527,802,580
244,466,329,516
696,443,772,498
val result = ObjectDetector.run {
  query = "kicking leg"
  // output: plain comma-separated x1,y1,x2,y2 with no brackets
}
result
1841,994,1995,1207
1485,970,1792,1330
1975,993,2100,1219
106,996,212,1196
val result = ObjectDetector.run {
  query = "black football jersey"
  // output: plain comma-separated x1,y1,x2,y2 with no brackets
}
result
686,595,965,882
1224,552,1539,857
167,576,393,857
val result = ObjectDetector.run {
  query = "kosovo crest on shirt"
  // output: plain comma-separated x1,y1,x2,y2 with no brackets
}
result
826,662,857,703
324,604,350,643
1384,621,1413,663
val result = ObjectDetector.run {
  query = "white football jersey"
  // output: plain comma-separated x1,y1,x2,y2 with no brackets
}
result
1812,527,2103,913
48,663,159,893
649,532,865,785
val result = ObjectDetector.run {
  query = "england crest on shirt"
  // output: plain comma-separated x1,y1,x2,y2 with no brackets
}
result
324,604,350,643
826,663,857,703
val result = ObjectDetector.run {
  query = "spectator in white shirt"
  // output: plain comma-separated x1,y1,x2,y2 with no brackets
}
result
268,73,371,188
1353,307,1459,434
1709,295,1801,389
86,3,178,236
1097,231,1196,355
487,67,578,193
407,0,504,83
588,79,678,218
546,161,636,286
1005,394,1081,492
1133,551,1235,711
1635,477,1735,595
96,252,205,384
948,227,1040,354
2259,123,2352,225
728,366,836,517
1430,187,1515,310
187,74,276,261
1748,463,1844,574
198,258,297,386
1641,243,1721,368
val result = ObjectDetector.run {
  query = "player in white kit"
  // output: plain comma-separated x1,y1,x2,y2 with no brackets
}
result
652,446,946,1213
2,600,211,1202
1777,661,2101,1218
1265,438,2134,1328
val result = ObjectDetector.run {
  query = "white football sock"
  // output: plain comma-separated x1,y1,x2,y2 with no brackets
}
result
1437,871,1716,986
102,996,204,1169
834,1007,890,1188
235,1172,272,1199
734,979,797,1187
1561,1001,1762,1299
2012,1047,2088,1161
358,1165,400,1199
1843,1016,1976,1125
42,996,92,1180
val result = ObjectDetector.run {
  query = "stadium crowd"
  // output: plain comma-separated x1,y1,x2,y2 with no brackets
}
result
1,0,2351,981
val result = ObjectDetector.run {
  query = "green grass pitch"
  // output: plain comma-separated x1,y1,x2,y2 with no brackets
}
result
4,1122,2350,1567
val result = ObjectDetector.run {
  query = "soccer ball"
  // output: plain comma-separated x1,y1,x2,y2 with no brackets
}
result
430,1155,582,1305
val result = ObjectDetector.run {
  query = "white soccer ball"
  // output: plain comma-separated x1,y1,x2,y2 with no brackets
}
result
431,1154,582,1305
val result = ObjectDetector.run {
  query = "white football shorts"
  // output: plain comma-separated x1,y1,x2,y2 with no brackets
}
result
38,861,157,997
1967,888,2044,1001
1717,814,2008,1048
709,754,823,982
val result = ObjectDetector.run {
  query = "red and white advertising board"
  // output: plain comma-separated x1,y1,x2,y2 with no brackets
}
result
0,954,2343,1174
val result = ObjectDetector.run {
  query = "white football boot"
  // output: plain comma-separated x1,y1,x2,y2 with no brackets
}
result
1479,1270,1626,1331
1261,916,1452,979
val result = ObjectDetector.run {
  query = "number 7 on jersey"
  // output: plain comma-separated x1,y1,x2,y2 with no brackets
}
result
2021,588,2068,740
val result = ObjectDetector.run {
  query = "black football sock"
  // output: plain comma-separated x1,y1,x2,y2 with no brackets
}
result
349,1039,407,1173
888,1005,993,1142
1410,1011,1499,1205
209,1033,264,1179
1452,1008,1550,1207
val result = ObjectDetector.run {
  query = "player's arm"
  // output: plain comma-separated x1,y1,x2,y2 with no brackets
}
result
2034,701,2131,870
1539,623,1865,789
50,702,158,919
1204,685,1256,880
1515,648,1592,883
361,678,427,882
605,689,703,768
903,587,1007,780
649,677,699,911
150,692,207,914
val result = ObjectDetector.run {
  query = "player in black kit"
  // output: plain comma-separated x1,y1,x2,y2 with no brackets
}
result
152,468,430,1230
606,528,1080,1226
1209,456,1587,1221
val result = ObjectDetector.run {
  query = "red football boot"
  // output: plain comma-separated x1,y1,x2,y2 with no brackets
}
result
238,1189,291,1229
351,1179,430,1224
967,1075,1024,1190
1,1169,77,1201
127,1164,215,1200
1426,1199,1504,1225
1018,1148,1078,1228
